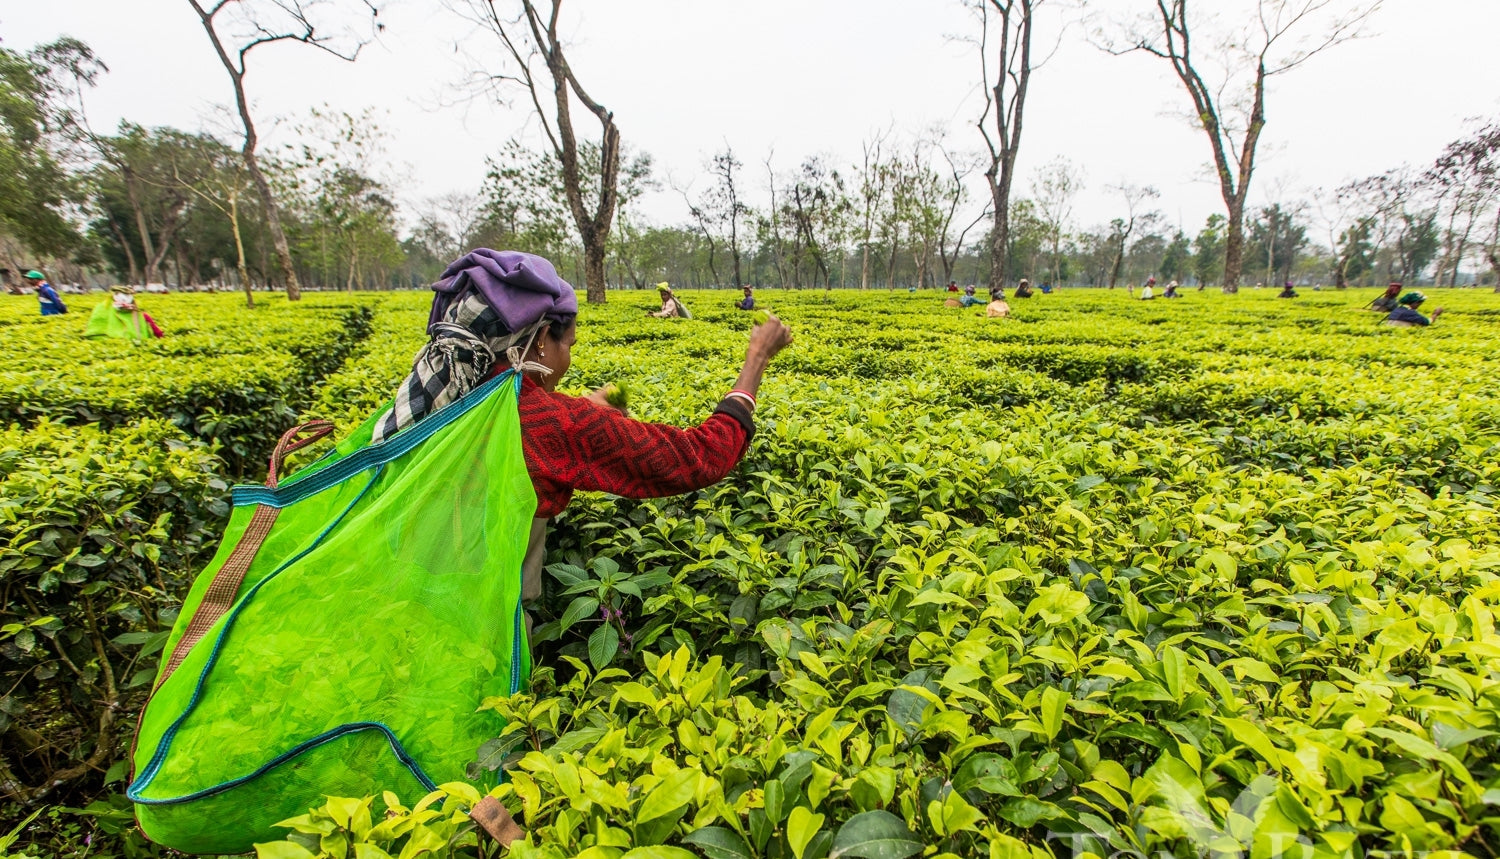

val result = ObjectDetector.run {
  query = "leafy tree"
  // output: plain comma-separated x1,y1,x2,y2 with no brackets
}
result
280,110,405,290
1334,216,1374,286
781,157,851,290
1247,203,1307,285
1159,230,1192,283
1004,198,1049,281
87,124,220,288
1031,155,1084,286
0,40,90,282
1194,214,1226,288
477,140,653,282
1395,209,1440,284
1105,183,1159,288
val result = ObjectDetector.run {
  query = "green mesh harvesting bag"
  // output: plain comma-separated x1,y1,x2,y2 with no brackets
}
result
130,371,535,854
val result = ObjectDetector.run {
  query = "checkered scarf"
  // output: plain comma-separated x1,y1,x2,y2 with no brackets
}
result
374,293,552,443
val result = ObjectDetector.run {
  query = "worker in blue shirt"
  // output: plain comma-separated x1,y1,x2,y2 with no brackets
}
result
1385,292,1443,327
26,270,67,315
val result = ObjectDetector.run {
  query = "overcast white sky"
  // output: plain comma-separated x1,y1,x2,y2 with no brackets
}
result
5,0,1499,242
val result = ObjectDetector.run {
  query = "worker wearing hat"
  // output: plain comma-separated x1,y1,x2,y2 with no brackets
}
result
648,282,692,319
26,270,67,316
1385,292,1443,327
1369,281,1403,312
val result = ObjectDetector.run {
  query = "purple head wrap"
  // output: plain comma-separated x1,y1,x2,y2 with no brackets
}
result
377,250,578,442
429,249,578,334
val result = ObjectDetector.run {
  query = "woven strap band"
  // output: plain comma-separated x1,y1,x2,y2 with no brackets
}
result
155,503,279,688
470,796,525,845
268,421,335,487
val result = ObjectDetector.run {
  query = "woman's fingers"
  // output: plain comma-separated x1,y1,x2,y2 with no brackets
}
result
749,316,793,360
585,387,627,413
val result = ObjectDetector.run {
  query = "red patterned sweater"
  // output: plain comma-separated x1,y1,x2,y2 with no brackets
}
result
514,376,753,518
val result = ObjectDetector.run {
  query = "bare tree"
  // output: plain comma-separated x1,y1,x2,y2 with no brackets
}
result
188,0,383,301
1310,183,1363,288
1031,155,1083,286
675,146,749,289
1106,182,1160,289
678,182,722,286
934,142,988,286
761,151,789,288
455,0,621,303
1108,0,1378,292
855,129,893,290
1427,121,1500,288
419,191,488,262
710,147,750,288
968,0,1045,292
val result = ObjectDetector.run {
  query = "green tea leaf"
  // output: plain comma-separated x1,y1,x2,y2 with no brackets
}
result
829,810,922,859
684,827,755,859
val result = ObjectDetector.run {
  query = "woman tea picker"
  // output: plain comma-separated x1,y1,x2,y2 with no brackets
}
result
378,249,793,634
129,249,790,853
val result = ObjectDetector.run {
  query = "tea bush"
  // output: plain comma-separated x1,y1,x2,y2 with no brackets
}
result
3,287,1499,858
0,295,373,475
0,419,224,815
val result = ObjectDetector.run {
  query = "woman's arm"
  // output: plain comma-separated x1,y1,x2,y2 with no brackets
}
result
728,317,793,401
546,316,792,500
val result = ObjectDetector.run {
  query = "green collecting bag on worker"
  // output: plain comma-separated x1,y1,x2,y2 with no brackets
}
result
129,370,535,854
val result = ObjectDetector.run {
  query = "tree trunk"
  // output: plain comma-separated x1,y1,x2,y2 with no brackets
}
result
121,170,159,288
1222,204,1245,294
988,189,1009,292
887,229,901,290
988,177,1012,292
584,240,607,304
230,192,253,308
190,0,303,302
244,148,300,300
105,212,140,286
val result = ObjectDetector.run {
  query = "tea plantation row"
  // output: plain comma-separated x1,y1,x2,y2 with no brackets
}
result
2,288,1499,858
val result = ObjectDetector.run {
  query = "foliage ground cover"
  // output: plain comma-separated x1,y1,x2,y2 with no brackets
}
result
3,287,1500,858
0,294,373,475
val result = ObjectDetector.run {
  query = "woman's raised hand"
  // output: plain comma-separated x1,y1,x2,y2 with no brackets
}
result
748,315,793,364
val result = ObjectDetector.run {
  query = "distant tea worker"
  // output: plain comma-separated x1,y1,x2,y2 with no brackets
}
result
1368,282,1402,312
1384,292,1443,327
649,283,692,319
26,270,66,315
986,286,1011,318
86,290,163,340
736,286,755,311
